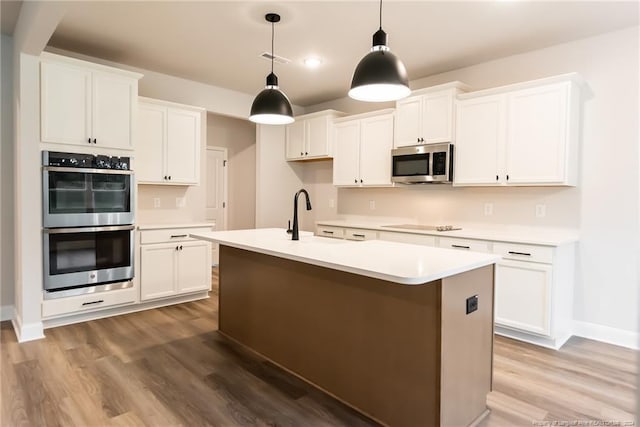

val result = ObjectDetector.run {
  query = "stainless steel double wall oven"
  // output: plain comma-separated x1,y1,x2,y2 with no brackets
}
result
42,151,135,298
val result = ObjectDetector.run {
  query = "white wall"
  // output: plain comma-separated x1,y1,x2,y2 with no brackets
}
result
1,35,15,320
299,26,639,338
255,124,304,229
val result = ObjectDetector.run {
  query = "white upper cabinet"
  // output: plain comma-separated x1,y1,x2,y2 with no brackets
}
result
137,97,204,185
454,74,582,187
40,52,142,150
394,82,470,148
285,110,345,161
454,95,506,185
332,110,394,187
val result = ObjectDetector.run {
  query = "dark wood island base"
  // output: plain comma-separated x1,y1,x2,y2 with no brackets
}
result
219,245,494,427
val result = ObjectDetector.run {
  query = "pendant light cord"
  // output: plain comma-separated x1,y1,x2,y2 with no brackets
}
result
271,20,275,74
379,0,383,30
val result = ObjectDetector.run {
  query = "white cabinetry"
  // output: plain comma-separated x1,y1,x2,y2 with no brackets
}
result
139,227,212,301
333,110,394,187
454,74,581,187
285,110,345,160
40,52,142,150
394,82,469,148
137,97,205,185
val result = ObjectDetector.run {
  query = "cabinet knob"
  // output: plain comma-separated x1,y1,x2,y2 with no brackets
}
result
179,245,183,250
360,179,363,183
496,175,499,181
300,152,304,156
417,137,420,143
506,175,509,181
87,138,91,144
168,176,171,180
93,138,97,144
175,246,179,251
305,152,308,155
354,179,358,184
164,176,167,180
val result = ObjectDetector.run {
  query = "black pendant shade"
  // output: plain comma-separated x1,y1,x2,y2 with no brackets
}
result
249,13,294,125
349,3,410,102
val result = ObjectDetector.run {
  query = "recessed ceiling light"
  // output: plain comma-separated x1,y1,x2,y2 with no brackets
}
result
304,57,322,68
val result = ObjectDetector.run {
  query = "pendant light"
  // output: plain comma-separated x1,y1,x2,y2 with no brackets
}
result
249,13,294,125
348,0,410,102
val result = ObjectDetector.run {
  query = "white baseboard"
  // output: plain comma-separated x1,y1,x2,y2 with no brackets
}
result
573,320,639,350
11,314,45,343
0,305,14,321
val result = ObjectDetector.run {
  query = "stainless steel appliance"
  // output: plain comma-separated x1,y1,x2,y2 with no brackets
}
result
43,225,135,298
42,151,135,299
391,143,454,184
42,151,135,228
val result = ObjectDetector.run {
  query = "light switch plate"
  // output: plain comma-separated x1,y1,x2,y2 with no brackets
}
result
153,198,161,208
484,203,493,216
176,197,186,208
535,204,546,218
369,200,376,210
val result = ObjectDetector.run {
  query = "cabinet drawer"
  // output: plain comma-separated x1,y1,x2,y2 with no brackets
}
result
140,227,212,244
345,228,377,241
316,225,345,239
42,285,137,318
493,242,553,264
378,231,436,246
438,237,490,252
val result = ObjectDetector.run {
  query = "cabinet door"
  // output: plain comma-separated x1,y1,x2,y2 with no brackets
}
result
332,121,361,186
137,103,166,183
359,114,394,186
285,120,305,160
394,96,422,147
506,83,569,184
140,244,177,301
177,241,211,294
41,60,92,145
454,95,506,186
422,90,454,144
306,116,331,158
495,260,552,336
92,71,136,150
166,108,201,184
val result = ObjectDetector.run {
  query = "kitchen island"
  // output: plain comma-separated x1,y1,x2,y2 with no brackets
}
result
190,228,500,427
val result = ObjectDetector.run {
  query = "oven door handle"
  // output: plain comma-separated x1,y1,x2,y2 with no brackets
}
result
44,225,135,234
43,166,134,175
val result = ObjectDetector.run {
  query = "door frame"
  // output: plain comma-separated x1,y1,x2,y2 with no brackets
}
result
206,146,228,232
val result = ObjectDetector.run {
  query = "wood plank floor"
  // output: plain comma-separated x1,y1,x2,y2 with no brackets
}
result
1,268,636,426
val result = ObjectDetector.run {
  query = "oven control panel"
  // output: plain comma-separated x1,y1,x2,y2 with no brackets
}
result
44,151,131,170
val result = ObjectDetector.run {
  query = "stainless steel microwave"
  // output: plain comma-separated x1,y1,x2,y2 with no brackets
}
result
391,143,454,184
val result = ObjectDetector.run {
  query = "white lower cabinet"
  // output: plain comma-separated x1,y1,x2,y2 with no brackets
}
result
139,227,212,301
495,260,552,336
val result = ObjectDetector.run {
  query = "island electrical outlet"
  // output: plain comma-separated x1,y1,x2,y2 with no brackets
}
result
466,295,478,314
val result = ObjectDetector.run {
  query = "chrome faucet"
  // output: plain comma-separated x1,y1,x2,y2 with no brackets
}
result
291,189,312,241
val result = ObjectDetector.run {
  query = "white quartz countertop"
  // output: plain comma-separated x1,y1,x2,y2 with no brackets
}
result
190,228,500,285
137,222,214,230
316,220,579,246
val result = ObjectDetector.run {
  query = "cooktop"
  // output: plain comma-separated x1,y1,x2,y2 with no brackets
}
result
381,224,462,232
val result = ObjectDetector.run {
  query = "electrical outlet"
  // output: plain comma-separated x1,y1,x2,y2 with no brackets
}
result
535,204,546,218
153,198,161,208
329,199,335,208
484,203,493,216
176,197,186,208
466,295,478,315
369,200,376,210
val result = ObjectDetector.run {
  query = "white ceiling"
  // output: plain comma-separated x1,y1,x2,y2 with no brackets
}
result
5,1,640,106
